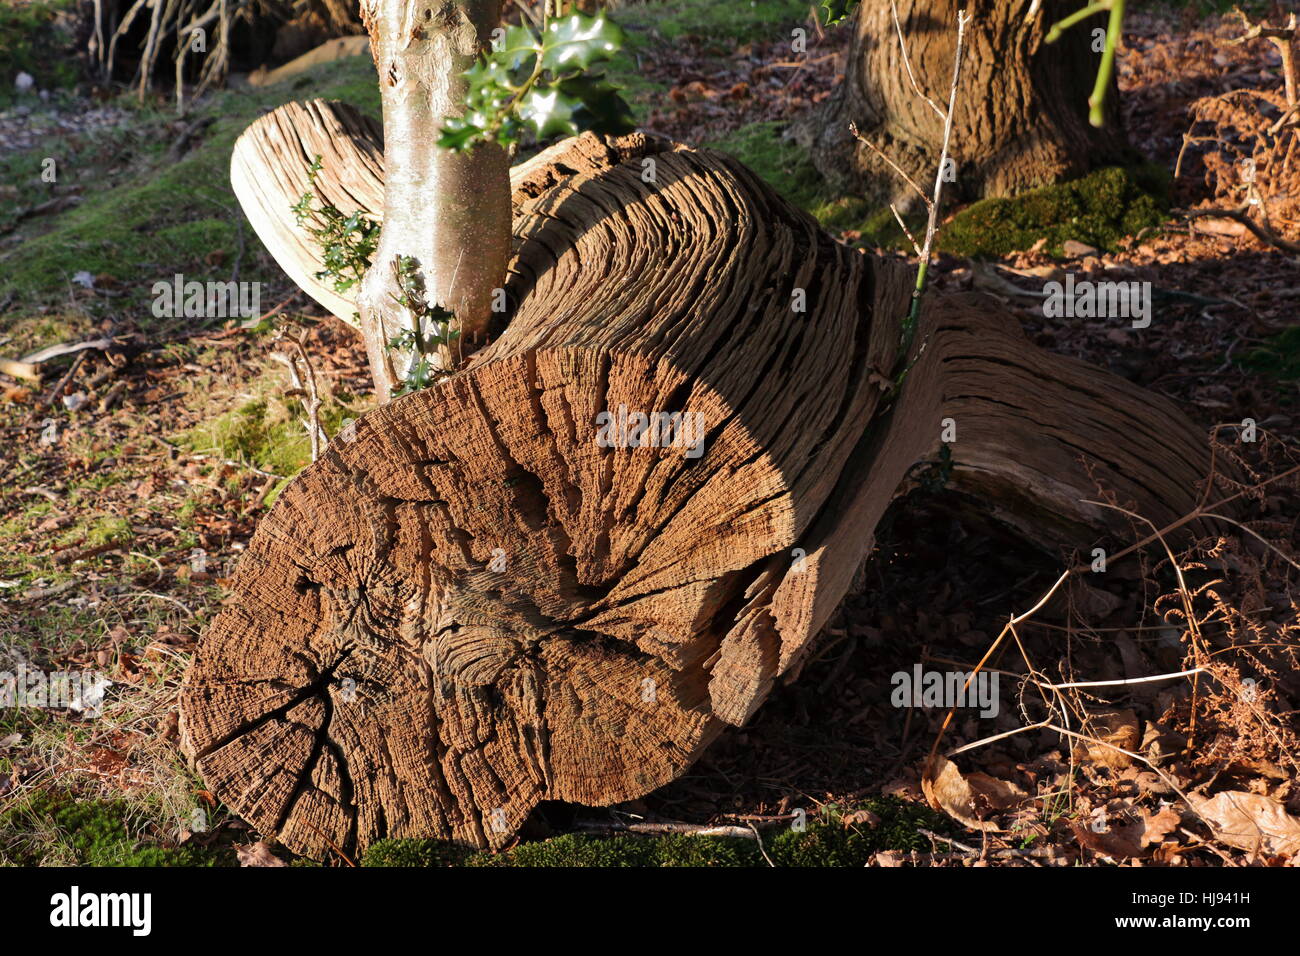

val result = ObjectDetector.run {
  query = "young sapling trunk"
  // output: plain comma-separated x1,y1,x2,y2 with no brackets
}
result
357,0,511,401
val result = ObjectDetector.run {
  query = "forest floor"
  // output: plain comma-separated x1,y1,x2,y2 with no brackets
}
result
1,0,1299,866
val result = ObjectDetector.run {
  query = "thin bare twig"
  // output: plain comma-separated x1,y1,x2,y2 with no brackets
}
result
1179,202,1300,255
891,0,946,120
748,822,776,867
273,332,328,462
850,123,929,207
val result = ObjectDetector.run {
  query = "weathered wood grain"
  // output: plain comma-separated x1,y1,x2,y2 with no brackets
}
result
185,107,1215,858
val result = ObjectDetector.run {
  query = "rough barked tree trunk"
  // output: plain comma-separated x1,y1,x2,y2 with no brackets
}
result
181,104,1216,858
794,0,1132,202
355,0,511,401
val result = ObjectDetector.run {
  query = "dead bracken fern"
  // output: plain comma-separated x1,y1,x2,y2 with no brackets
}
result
1174,9,1300,253
920,425,1300,864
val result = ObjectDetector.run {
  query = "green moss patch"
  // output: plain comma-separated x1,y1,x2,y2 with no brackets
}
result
362,797,953,867
0,790,235,867
0,55,381,331
0,0,80,103
181,397,310,478
176,367,369,489
940,165,1169,258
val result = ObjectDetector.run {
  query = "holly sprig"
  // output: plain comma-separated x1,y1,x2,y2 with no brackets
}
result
387,255,458,395
439,5,634,152
292,155,381,295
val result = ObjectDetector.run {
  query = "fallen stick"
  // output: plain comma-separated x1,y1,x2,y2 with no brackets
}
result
0,337,116,383
1180,203,1300,255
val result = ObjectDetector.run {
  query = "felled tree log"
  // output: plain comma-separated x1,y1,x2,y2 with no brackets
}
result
182,102,1214,857
230,99,594,323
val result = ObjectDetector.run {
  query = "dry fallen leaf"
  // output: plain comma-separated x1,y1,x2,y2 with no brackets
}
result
922,755,998,831
1076,709,1140,769
1188,791,1300,859
1139,806,1182,848
236,841,287,867
1071,801,1182,860
966,772,1028,812
1071,819,1144,859
841,808,881,828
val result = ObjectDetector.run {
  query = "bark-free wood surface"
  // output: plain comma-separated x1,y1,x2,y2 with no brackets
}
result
185,107,1213,857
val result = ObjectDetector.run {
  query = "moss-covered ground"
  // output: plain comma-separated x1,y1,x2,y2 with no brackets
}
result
0,0,1294,870
939,165,1171,258
0,789,236,866
362,797,954,867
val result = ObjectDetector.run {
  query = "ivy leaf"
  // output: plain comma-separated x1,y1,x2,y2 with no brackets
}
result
540,12,625,73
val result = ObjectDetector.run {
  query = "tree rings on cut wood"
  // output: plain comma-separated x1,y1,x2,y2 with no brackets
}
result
186,130,915,854
185,122,1216,858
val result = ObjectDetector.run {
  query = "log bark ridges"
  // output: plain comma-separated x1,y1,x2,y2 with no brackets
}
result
183,103,1213,857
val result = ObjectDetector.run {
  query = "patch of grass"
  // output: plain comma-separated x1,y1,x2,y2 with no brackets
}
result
617,0,810,44
0,0,80,104
362,796,954,867
707,120,913,245
1240,326,1300,397
939,165,1170,258
0,312,96,358
0,789,235,866
177,360,370,480
0,54,382,331
181,396,310,478
87,515,133,547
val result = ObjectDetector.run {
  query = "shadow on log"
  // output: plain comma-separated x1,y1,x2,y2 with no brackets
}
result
181,102,1214,856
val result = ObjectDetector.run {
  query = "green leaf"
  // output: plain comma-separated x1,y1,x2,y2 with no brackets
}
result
540,12,625,73
491,22,543,72
819,0,858,26
440,7,630,151
518,85,584,141
555,75,634,136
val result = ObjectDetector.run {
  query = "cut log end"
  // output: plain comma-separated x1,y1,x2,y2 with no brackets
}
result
187,111,1218,858
180,345,802,851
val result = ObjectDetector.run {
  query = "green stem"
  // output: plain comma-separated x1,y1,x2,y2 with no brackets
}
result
1044,0,1111,44
1087,0,1124,128
484,7,550,141
904,257,928,349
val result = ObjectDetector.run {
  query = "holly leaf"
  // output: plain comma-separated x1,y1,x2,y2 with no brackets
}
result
441,7,630,151
820,0,858,26
493,23,542,73
540,12,625,73
437,117,488,151
518,85,584,141
555,75,634,135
